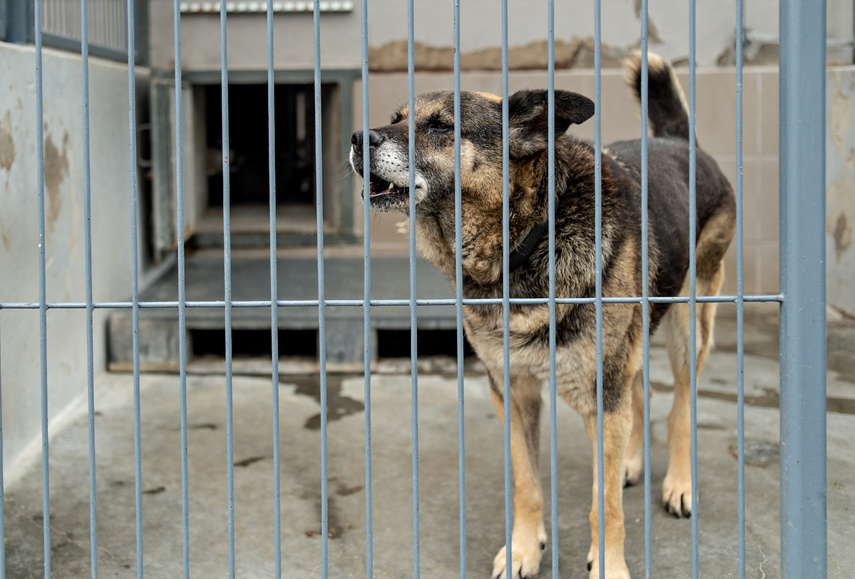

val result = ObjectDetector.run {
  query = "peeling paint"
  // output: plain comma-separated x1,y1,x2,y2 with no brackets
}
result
826,68,855,318
0,109,12,249
633,0,663,44
833,212,853,261
0,111,16,172
44,131,70,233
827,175,855,260
69,183,81,260
367,37,627,72
0,217,10,251
716,39,780,66
831,72,855,154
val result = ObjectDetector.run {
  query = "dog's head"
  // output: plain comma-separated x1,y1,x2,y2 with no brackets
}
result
350,89,594,213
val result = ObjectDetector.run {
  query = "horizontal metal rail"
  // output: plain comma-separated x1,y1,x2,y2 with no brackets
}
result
0,295,786,310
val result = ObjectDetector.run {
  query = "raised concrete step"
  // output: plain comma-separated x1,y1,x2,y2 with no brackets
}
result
108,255,459,372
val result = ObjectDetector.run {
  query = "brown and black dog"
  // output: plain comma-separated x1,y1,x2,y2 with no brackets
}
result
351,53,735,579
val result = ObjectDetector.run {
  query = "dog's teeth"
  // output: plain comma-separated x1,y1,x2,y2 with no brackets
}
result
387,182,394,190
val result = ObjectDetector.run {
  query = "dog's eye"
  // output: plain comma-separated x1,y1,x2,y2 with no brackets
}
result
427,121,453,134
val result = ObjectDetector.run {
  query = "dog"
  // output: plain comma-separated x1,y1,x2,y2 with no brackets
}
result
350,53,735,579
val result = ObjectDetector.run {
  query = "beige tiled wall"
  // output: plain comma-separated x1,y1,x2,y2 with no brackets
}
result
353,67,781,295
674,68,781,296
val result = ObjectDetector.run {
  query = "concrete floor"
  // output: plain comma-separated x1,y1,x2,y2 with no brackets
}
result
4,305,855,578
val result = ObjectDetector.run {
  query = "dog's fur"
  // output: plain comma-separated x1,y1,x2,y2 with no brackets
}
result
351,53,735,579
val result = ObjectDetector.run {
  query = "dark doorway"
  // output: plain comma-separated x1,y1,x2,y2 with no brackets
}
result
205,83,316,207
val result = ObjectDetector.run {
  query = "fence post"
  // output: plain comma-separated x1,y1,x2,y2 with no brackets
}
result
779,1,827,577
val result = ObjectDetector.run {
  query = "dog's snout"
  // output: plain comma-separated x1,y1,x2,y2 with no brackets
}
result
351,130,385,154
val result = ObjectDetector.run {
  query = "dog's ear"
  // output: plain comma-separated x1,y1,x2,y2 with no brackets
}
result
507,89,594,156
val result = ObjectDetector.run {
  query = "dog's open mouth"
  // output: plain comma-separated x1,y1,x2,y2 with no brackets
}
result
368,174,410,199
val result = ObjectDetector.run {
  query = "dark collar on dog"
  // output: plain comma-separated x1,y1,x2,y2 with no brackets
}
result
508,221,549,272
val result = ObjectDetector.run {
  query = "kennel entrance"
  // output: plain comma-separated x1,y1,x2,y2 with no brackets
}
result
148,73,356,255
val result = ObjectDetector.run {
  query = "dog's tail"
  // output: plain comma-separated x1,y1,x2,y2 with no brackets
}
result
624,52,691,141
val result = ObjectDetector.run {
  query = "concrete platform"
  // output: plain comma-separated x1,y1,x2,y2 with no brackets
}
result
108,254,458,371
6,305,855,578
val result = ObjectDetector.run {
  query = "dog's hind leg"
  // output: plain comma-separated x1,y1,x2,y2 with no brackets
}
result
622,371,646,486
582,399,633,579
488,371,547,579
662,258,725,518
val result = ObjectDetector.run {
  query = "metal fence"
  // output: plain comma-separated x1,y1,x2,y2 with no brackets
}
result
0,0,827,578
1,0,140,61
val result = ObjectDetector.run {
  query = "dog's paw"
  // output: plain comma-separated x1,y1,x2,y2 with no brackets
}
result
662,473,693,517
586,549,631,579
491,537,545,579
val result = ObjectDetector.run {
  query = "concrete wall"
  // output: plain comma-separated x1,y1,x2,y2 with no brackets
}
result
147,0,853,72
0,42,148,474
367,0,852,67
147,0,363,71
827,67,855,318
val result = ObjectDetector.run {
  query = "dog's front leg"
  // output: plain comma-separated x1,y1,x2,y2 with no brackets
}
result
582,402,632,579
488,372,546,579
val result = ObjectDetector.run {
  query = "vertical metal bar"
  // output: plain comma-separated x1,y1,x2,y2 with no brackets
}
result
452,2,466,576
218,2,237,576
102,0,108,52
311,2,330,576
171,0,191,574
406,0,420,575
115,0,121,53
593,0,606,574
125,0,144,575
80,0,100,575
103,0,108,52
687,1,699,576
265,0,282,577
359,0,374,575
117,0,122,52
734,2,746,578
638,3,653,578
122,0,128,56
779,1,827,577
546,0,559,576
33,0,52,574
107,0,112,51
500,0,513,575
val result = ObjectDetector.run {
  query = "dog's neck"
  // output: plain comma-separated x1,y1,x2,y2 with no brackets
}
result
508,220,551,272
414,158,553,285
